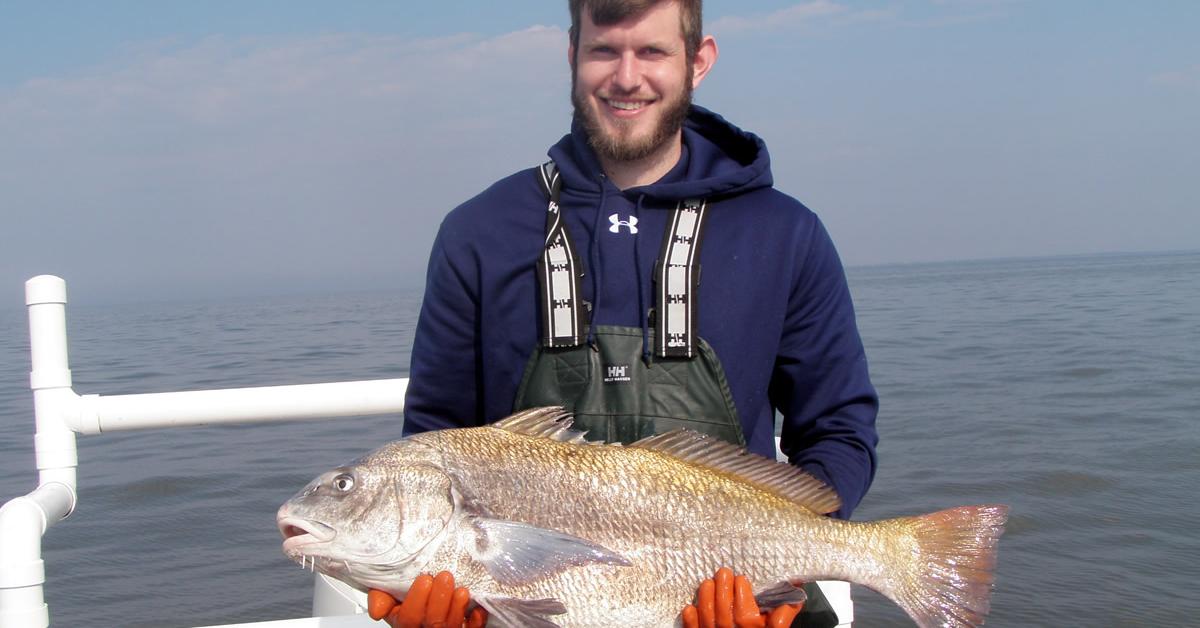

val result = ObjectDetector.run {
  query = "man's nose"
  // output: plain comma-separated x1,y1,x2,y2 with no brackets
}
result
612,52,642,91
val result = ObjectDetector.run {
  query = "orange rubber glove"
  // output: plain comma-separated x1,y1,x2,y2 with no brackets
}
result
367,572,488,628
681,567,804,628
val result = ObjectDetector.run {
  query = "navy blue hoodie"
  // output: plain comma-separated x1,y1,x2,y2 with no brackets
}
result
404,106,878,518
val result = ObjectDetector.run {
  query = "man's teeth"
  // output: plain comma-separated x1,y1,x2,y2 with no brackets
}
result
609,100,644,111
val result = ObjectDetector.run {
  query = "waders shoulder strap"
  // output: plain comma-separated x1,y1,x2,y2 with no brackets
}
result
534,161,708,357
655,198,708,359
536,161,588,347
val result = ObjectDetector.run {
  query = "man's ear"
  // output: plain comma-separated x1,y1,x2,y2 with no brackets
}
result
568,42,576,72
691,35,718,89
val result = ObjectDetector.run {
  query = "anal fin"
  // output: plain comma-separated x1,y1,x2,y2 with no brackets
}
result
474,596,566,628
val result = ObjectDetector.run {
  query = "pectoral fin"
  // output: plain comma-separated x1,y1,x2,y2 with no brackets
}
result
470,518,631,586
474,596,566,628
754,580,808,610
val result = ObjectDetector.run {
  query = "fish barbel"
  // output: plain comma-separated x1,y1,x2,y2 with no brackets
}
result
277,407,1008,627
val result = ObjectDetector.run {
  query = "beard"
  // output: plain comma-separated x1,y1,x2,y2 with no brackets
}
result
572,71,693,164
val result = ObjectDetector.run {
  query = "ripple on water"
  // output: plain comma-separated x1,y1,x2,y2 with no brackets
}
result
1015,469,1120,498
1058,366,1112,379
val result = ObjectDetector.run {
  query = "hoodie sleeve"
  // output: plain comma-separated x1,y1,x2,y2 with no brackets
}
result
403,221,486,434
771,217,879,519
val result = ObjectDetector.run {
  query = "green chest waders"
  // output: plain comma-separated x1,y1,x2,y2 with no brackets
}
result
513,161,744,446
513,162,840,628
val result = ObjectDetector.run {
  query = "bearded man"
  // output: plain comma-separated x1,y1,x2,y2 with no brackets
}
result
387,1,879,626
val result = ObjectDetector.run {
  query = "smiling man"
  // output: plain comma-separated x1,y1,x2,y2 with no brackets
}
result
392,1,879,626
569,0,713,187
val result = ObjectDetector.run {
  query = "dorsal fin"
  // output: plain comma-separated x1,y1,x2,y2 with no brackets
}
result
492,408,840,514
491,406,590,444
631,429,842,515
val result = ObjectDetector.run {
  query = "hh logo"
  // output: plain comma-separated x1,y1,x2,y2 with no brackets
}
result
603,364,631,383
608,214,638,234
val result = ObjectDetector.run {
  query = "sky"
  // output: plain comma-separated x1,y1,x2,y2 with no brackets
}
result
1,1,1197,304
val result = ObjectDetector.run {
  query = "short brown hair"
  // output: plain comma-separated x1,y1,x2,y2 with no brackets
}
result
568,0,703,61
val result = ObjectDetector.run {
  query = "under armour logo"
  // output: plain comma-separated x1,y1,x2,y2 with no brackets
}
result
608,214,638,234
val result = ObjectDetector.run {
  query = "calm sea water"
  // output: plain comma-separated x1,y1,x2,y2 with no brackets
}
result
1,251,1197,627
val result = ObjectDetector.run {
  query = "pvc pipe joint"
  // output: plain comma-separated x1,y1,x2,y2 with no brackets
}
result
0,483,73,628
0,500,47,591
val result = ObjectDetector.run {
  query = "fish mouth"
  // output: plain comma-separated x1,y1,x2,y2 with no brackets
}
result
278,516,336,554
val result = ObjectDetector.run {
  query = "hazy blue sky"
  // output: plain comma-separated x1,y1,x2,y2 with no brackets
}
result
2,1,1196,303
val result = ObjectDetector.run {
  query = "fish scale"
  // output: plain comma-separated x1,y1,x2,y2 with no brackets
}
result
278,407,1008,627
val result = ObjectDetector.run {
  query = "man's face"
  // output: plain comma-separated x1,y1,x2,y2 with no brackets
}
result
571,1,693,164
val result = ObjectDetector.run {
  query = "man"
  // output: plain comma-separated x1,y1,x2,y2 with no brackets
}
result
383,0,879,625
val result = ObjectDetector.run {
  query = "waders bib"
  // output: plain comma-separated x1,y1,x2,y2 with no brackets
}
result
513,161,744,446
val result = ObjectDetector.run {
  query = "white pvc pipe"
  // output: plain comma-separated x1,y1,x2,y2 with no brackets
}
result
0,277,81,628
25,276,71,391
75,379,408,433
0,483,74,628
26,276,79,492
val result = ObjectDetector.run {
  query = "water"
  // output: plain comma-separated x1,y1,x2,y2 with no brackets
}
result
1,251,1197,627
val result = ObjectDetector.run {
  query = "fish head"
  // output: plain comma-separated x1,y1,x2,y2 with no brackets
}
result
276,440,456,592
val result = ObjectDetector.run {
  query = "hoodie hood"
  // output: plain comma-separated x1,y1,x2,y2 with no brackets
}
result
547,105,774,203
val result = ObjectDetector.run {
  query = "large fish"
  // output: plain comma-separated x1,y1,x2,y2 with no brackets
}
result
277,407,1008,627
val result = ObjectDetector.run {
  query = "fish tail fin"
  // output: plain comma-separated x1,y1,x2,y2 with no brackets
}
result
884,504,1009,628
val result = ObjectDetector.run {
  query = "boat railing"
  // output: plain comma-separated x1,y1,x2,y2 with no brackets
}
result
1,275,388,628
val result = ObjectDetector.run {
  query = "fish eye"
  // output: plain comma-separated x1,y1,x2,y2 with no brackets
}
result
331,473,355,492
